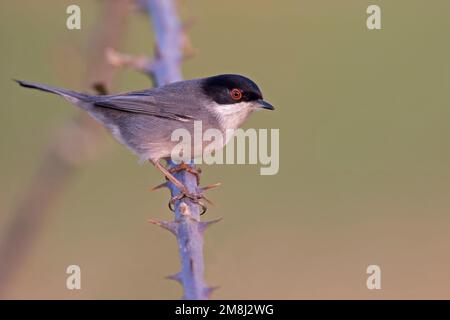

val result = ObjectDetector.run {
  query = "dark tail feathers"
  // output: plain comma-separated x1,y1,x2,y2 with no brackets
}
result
15,80,91,104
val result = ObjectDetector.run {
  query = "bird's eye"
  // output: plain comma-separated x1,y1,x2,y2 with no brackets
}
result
230,88,242,101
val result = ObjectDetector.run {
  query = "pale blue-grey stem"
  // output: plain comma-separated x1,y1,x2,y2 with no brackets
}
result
143,0,216,299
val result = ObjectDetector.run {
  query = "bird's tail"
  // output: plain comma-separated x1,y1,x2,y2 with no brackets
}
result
15,80,92,105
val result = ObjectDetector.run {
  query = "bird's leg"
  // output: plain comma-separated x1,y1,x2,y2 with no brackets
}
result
169,162,202,185
151,159,189,194
151,160,204,201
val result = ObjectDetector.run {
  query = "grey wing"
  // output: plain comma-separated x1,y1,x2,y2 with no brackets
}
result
92,86,202,123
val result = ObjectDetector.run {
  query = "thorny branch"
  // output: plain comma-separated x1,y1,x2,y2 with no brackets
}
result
109,0,220,299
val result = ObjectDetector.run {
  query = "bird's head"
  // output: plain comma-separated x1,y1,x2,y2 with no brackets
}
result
201,74,274,129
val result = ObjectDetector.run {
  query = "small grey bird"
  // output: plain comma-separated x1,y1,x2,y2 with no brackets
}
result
16,74,274,197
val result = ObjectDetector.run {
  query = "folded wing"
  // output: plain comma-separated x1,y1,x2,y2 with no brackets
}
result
93,90,196,122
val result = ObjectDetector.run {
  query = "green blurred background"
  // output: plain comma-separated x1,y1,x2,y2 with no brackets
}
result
1,0,450,299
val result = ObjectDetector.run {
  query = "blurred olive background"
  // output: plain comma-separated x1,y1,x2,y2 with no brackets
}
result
1,0,450,299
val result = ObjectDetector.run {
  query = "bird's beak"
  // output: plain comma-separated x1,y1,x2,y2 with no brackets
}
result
257,99,275,110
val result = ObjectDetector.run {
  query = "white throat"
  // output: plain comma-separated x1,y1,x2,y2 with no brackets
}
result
212,101,254,130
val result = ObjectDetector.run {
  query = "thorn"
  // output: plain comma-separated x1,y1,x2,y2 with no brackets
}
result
198,218,222,233
148,219,177,235
166,272,183,284
105,47,125,66
201,182,221,192
204,286,220,298
91,82,109,95
150,182,169,192
105,47,150,71
182,45,197,61
182,16,197,32
180,24,197,60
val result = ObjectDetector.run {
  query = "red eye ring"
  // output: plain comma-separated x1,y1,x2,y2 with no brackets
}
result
230,88,242,101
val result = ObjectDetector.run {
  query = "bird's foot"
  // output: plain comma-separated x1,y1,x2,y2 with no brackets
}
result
154,182,219,215
150,159,220,215
168,190,212,215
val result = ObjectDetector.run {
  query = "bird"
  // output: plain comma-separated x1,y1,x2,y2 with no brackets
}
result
16,74,274,202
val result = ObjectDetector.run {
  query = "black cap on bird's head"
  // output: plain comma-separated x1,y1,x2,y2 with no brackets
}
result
201,74,274,110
